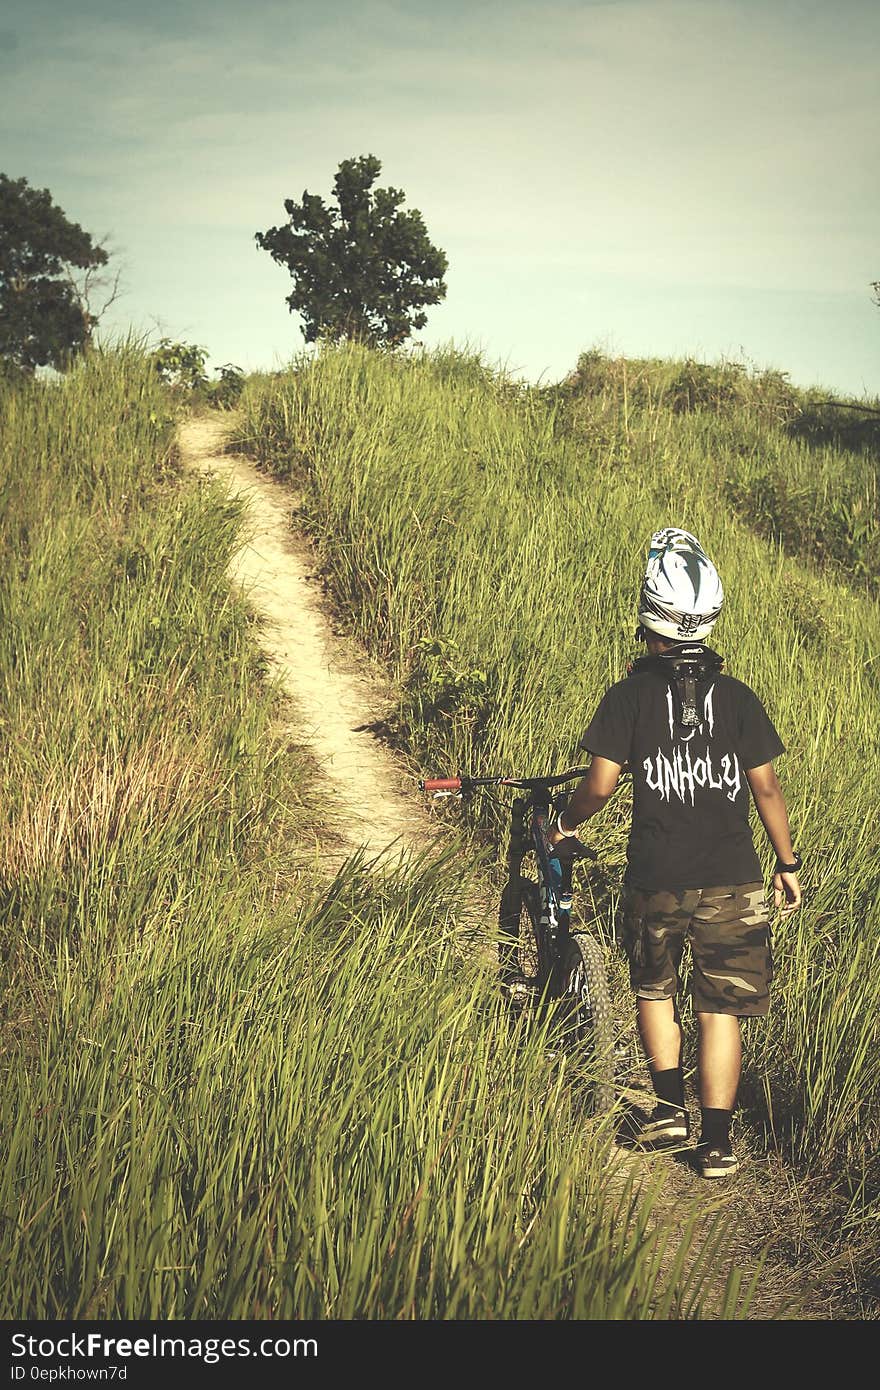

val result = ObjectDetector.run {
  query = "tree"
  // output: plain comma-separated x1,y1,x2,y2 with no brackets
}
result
0,174,116,373
256,155,448,347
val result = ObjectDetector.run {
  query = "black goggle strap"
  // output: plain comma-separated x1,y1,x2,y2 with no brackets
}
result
677,671,699,727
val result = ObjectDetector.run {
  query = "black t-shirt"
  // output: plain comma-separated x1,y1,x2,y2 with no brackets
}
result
579,664,785,889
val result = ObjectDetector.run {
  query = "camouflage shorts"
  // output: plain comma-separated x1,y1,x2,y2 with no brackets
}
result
620,883,772,1016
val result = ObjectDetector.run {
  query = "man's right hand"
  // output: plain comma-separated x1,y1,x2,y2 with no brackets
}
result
773,871,802,916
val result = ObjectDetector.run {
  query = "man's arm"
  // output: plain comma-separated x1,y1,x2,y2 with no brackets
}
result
745,761,802,916
547,756,622,848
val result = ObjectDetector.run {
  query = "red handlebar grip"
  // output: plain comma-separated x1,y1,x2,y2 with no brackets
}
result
421,777,462,792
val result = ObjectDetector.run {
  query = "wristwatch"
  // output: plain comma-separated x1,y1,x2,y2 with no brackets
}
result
774,851,802,874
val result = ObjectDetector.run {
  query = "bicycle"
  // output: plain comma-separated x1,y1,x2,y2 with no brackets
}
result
419,765,616,1113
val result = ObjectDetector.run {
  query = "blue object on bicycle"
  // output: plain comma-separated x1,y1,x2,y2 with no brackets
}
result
548,854,574,913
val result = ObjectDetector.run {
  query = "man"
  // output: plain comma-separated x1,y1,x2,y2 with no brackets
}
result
548,528,801,1178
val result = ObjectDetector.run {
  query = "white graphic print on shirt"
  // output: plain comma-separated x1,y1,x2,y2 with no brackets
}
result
644,683,742,806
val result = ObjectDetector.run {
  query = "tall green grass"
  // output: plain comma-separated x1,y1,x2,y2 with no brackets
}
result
1,347,764,1318
236,342,880,1262
4,850,761,1319
556,349,880,593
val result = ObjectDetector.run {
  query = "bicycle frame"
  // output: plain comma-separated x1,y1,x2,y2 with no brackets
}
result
507,783,592,992
421,766,616,1112
420,767,594,992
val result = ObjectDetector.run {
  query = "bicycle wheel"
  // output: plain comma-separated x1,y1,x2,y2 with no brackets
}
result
498,876,548,989
562,932,615,1113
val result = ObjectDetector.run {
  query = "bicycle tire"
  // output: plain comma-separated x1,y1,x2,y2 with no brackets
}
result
562,932,615,1113
498,876,549,989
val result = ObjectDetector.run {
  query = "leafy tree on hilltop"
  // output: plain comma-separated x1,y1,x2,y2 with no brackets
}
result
256,155,448,347
0,174,116,373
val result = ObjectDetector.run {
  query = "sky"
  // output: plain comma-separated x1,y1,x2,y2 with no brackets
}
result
2,0,878,395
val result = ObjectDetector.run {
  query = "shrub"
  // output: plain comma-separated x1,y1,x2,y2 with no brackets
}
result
150,338,209,392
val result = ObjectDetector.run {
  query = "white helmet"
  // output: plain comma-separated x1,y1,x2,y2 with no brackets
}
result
638,528,723,642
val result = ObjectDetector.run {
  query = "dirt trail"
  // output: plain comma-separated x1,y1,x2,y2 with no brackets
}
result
179,413,431,869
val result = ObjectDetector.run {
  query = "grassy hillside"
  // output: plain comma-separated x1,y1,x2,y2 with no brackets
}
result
236,342,880,1293
0,348,763,1319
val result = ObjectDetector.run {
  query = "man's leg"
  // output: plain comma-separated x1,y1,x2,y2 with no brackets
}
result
690,883,770,1176
635,996,687,1140
696,1011,741,1110
620,888,694,1143
695,1011,741,1174
638,996,682,1073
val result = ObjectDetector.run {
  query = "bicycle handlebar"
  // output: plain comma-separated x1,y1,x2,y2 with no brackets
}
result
418,765,590,795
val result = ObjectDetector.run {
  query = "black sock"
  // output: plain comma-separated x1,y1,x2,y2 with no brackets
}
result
700,1107,732,1147
651,1067,684,1108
